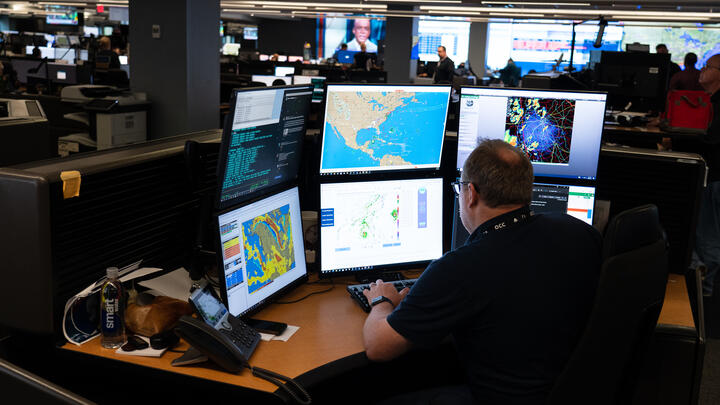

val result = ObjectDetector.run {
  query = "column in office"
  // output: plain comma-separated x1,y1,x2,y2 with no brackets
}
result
384,5,418,83
129,0,220,140
468,22,488,78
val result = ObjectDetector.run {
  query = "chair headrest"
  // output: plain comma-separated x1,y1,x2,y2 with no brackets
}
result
602,204,664,259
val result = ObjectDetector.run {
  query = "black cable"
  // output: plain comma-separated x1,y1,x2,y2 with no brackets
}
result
249,365,312,405
275,280,334,304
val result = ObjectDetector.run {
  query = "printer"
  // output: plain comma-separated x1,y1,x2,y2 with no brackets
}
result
60,85,150,150
0,98,53,165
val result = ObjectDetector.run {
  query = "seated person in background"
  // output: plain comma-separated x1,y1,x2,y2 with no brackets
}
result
270,53,279,61
656,44,682,79
497,58,522,87
669,52,704,91
362,139,602,405
0,61,15,93
332,43,348,60
31,46,41,59
455,62,470,77
95,36,120,69
352,43,373,71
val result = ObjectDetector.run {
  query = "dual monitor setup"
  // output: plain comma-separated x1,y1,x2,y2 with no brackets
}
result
252,68,325,103
210,81,606,321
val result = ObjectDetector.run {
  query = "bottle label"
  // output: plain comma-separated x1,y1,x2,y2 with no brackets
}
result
100,282,124,336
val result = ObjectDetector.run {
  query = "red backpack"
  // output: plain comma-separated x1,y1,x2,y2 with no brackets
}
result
662,90,714,133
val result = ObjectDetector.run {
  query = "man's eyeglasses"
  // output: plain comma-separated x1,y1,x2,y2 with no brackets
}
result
451,181,471,196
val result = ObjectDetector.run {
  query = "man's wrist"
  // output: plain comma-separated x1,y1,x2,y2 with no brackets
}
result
370,295,394,309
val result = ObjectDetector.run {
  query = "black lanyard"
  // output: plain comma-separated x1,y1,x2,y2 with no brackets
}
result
469,206,533,242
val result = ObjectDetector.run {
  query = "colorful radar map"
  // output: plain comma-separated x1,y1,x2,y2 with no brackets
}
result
504,97,575,164
242,205,295,294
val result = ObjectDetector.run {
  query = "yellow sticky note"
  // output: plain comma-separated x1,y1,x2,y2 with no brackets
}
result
60,171,81,199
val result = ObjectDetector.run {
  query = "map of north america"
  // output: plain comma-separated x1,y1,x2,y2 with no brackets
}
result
322,91,449,171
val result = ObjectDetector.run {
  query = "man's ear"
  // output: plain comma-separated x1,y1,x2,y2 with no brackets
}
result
466,182,481,208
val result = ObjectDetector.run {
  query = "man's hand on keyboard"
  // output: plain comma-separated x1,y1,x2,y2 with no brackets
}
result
363,279,410,308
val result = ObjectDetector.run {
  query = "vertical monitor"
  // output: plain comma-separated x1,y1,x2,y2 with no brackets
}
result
292,75,325,103
319,84,452,175
274,66,295,76
251,75,291,87
457,87,607,180
217,85,313,209
217,187,307,317
320,178,444,276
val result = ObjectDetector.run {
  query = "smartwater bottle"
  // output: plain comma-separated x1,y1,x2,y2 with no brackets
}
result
100,267,126,348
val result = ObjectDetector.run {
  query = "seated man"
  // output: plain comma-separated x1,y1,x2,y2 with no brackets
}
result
363,139,602,405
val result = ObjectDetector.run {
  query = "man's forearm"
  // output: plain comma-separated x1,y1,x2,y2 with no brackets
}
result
363,302,408,361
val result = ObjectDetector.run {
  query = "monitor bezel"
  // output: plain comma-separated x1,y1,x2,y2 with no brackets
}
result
214,183,309,318
319,82,453,177
456,85,608,181
317,175,445,279
215,84,314,210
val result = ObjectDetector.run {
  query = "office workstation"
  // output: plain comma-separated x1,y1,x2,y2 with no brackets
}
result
1,1,719,404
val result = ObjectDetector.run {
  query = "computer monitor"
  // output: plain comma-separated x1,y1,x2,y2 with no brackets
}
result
222,43,240,56
68,35,80,46
26,46,55,59
83,26,100,37
319,84,452,176
259,54,269,61
319,178,444,277
457,87,607,181
216,85,313,209
276,55,288,62
118,55,128,65
451,182,596,249
54,48,75,63
251,75,291,87
79,49,89,61
292,75,325,103
335,50,357,64
288,56,303,63
243,26,258,40
216,186,307,317
274,66,295,77
55,36,70,47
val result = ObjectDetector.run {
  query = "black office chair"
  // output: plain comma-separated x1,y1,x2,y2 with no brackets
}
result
548,204,669,405
0,357,95,404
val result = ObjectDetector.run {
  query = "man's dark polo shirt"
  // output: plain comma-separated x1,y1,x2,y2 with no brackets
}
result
387,207,602,405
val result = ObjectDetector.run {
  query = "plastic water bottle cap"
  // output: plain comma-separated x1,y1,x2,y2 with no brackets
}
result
106,267,119,279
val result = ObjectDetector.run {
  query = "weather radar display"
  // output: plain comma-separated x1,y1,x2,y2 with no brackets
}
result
504,97,575,164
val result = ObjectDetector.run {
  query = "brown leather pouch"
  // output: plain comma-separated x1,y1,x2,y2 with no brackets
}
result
125,296,193,336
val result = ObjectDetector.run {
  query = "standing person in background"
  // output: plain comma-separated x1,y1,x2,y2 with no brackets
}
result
669,53,704,91
656,43,682,79
434,45,455,84
695,54,720,297
497,58,522,87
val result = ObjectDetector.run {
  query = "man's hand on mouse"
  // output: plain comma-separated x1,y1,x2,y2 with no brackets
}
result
363,279,409,308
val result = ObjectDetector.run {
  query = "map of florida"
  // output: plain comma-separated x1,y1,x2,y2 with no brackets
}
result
243,205,295,295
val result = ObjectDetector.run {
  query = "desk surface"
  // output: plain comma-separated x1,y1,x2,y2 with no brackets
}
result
61,272,695,394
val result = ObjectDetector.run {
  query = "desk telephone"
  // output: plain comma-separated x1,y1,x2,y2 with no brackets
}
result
174,282,311,404
174,283,260,373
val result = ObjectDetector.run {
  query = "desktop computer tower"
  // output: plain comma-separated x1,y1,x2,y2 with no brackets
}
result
0,130,221,336
596,145,706,273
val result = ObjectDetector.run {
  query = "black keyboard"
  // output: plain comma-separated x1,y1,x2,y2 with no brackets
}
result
221,316,261,358
347,279,418,312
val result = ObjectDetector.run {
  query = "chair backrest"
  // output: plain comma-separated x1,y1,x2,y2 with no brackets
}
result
0,357,95,404
548,204,669,405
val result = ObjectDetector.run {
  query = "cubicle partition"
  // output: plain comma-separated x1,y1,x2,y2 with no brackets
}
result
0,130,221,337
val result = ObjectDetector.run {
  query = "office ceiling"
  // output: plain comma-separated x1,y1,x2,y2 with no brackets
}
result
0,0,718,23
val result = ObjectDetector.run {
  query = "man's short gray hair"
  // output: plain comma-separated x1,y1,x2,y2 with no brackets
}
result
461,139,534,208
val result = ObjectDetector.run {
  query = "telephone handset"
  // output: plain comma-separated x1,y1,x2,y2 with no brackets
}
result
174,315,259,373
